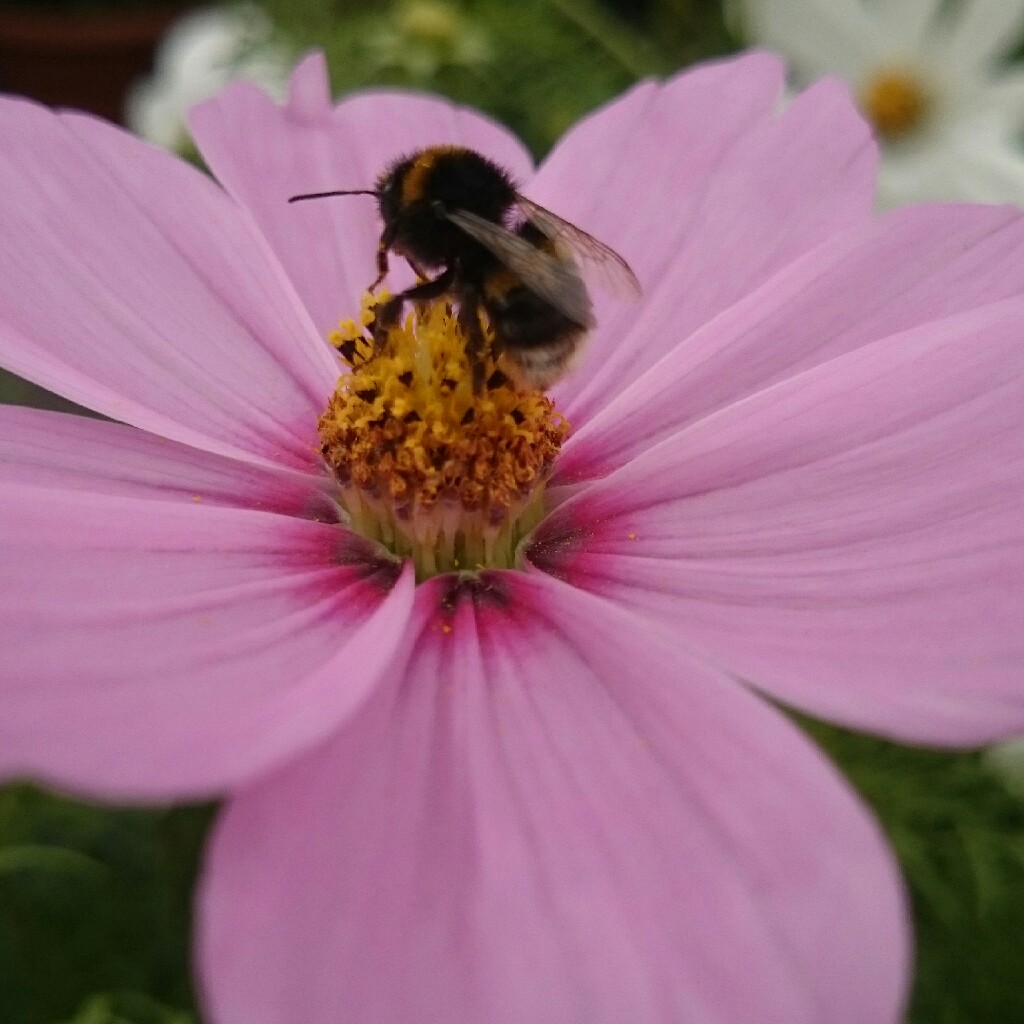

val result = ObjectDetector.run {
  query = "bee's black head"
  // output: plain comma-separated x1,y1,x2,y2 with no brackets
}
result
375,155,416,229
379,147,516,226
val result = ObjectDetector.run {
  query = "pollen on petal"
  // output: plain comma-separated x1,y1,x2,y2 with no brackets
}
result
319,292,568,580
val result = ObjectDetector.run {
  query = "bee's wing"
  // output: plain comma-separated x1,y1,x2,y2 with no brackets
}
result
515,194,642,303
443,208,594,328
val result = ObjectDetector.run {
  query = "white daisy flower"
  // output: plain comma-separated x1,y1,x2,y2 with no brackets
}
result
739,0,1024,205
127,4,290,155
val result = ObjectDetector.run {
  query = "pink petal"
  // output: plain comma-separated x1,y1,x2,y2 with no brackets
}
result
0,404,326,512
557,202,1024,484
549,69,877,426
0,95,338,470
0,409,414,798
529,51,783,307
199,572,907,1024
189,52,535,337
535,299,1024,745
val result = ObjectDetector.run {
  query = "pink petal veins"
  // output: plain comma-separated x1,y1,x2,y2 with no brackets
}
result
0,409,414,798
527,51,784,402
535,299,1024,745
0,96,336,470
0,404,328,514
198,571,907,1024
551,72,877,427
558,201,1024,484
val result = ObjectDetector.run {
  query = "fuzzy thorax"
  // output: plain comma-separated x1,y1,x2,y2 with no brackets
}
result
318,293,568,580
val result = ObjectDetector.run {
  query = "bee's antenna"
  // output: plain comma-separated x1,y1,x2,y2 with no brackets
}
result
288,189,378,203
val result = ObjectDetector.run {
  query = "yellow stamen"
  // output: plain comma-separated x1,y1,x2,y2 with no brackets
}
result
859,67,932,140
319,292,568,580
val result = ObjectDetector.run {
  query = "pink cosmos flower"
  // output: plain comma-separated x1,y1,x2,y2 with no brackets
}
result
2,49,1024,1024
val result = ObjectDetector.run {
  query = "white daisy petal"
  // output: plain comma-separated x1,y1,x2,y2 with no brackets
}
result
938,0,1024,74
878,130,1024,206
744,0,1024,205
741,0,880,82
876,0,943,52
977,68,1024,130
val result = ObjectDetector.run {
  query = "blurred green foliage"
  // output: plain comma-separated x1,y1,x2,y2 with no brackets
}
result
3,1,1024,1023
0,370,92,415
58,992,194,1024
258,0,737,156
0,786,212,1024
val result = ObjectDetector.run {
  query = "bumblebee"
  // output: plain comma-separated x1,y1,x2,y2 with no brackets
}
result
289,145,641,392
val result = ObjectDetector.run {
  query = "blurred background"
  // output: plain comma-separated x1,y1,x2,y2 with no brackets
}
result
2,2,1024,1022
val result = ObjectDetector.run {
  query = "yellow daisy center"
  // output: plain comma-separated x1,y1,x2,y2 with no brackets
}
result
859,67,932,140
318,292,568,581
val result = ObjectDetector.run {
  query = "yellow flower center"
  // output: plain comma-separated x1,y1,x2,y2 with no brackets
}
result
318,292,568,580
859,67,932,140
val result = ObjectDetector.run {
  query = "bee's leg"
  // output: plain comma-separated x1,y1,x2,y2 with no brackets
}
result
406,257,429,281
372,268,455,350
368,225,397,292
457,288,488,394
